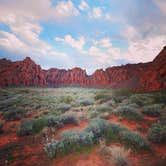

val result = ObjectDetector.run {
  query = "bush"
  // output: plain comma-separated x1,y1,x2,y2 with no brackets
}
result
99,112,110,120
44,119,150,159
17,119,34,136
44,130,94,158
44,140,64,159
130,94,152,106
94,92,111,102
85,118,109,142
95,105,112,112
61,130,94,150
4,108,26,120
105,123,127,143
33,118,47,133
89,111,99,119
17,117,47,136
152,91,166,104
113,106,143,121
110,146,130,166
142,104,164,117
120,130,149,150
80,100,93,106
59,96,73,104
47,114,78,129
147,123,166,143
98,140,130,166
57,104,71,112
112,89,133,97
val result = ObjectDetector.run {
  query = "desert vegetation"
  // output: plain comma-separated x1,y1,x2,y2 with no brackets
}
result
0,87,166,165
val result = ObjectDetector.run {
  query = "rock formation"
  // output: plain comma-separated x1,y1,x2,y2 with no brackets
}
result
0,46,166,92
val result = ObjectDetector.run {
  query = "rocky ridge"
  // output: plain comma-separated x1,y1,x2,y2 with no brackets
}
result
0,46,166,91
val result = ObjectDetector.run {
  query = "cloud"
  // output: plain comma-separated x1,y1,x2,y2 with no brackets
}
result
0,0,79,23
55,35,85,52
93,38,112,48
0,28,72,65
54,0,79,19
88,6,112,22
79,0,89,11
0,0,77,68
89,7,103,19
0,31,28,53
123,35,166,63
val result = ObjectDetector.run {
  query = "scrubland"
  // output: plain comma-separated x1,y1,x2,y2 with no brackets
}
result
0,87,166,166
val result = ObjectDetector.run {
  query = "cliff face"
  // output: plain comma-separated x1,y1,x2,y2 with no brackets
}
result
0,57,46,87
0,46,166,91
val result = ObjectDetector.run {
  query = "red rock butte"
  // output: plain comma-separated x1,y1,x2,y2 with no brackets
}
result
0,46,166,91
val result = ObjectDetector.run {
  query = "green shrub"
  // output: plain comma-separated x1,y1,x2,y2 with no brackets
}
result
85,118,109,142
47,114,78,128
113,106,143,121
80,100,93,106
152,91,166,104
94,92,111,102
17,117,47,136
105,123,127,143
57,104,71,112
89,111,99,118
4,108,26,120
112,89,133,97
33,118,47,133
44,130,94,158
142,104,164,117
61,130,94,150
44,119,150,159
59,96,73,104
120,130,149,150
147,123,166,143
130,94,152,106
17,119,34,136
95,105,112,112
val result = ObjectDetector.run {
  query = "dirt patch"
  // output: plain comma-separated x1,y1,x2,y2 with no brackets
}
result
52,148,111,166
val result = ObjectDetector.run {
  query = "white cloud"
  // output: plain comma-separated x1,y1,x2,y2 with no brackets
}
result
93,38,112,48
0,28,72,64
88,7,112,22
121,25,166,63
0,31,28,53
55,35,85,51
79,0,89,11
54,0,79,19
124,35,166,63
122,25,140,42
0,0,79,23
0,0,77,68
89,7,102,19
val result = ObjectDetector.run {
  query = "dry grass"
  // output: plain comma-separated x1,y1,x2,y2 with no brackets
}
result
98,140,131,166
110,146,130,166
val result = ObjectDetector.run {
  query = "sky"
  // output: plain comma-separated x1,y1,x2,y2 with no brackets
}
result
0,0,166,74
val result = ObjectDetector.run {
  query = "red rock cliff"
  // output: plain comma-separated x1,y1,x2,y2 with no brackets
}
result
0,46,166,91
0,57,46,87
